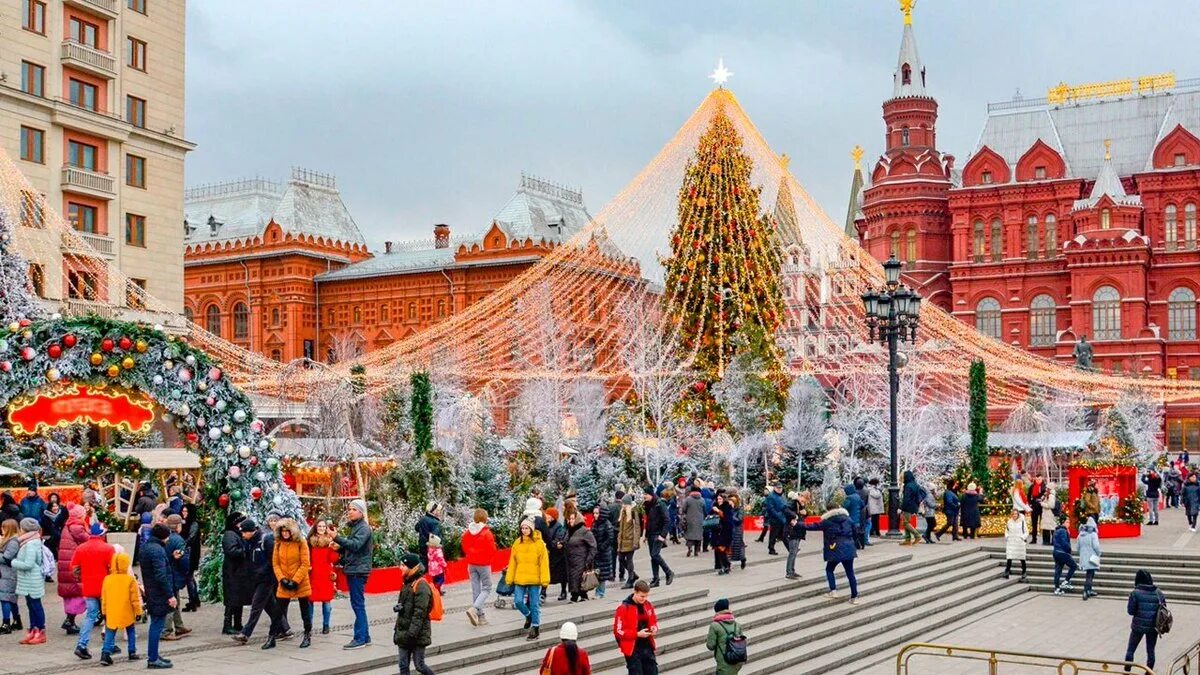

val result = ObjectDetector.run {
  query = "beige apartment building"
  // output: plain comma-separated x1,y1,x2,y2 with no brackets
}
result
0,0,192,319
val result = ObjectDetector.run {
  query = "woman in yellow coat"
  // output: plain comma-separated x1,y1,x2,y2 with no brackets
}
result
99,553,141,665
271,518,313,649
505,519,549,640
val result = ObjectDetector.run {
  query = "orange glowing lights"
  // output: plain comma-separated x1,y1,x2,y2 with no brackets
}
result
7,383,156,436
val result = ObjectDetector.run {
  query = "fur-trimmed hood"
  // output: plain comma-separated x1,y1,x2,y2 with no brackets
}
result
274,517,303,541
821,507,849,521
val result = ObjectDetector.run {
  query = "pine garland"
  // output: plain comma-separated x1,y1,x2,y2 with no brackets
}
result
968,360,990,492
410,371,433,456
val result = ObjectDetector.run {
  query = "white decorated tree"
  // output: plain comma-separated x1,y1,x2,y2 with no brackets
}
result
0,209,43,326
1111,387,1164,468
779,376,829,490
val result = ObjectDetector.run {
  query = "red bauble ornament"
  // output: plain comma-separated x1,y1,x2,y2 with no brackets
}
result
0,362,10,373
218,494,230,508
101,338,114,352
693,381,707,393
62,334,77,348
186,432,199,444
18,319,30,328
20,347,35,361
47,344,62,359
118,336,133,351
250,487,263,501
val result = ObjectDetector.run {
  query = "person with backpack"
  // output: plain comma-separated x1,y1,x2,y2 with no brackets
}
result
1124,569,1168,672
540,622,592,675
705,598,745,674
392,553,436,675
11,518,46,645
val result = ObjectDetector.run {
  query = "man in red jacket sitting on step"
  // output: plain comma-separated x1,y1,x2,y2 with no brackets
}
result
613,578,658,674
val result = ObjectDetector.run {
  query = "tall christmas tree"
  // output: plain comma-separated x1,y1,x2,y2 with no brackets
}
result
968,359,990,490
0,210,43,325
661,93,787,427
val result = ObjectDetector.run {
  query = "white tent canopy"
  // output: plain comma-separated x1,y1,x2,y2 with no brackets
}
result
112,447,201,469
987,431,1096,451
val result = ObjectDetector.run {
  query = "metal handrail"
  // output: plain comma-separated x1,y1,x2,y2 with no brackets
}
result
896,642,1155,674
1169,637,1200,674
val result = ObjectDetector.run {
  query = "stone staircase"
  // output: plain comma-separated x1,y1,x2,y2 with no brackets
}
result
981,544,1200,603
347,546,1026,675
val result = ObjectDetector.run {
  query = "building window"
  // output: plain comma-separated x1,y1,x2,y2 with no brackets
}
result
1168,419,1200,454
22,0,45,34
20,191,43,228
27,264,44,298
901,63,911,85
126,96,146,128
379,304,389,323
901,126,910,147
270,349,282,362
125,213,145,246
1166,204,1178,250
127,0,146,14
19,127,43,163
991,219,1002,262
234,303,250,339
1092,285,1121,341
68,140,98,171
270,307,280,326
437,299,447,318
126,278,146,309
67,270,98,300
407,302,416,320
20,61,44,97
326,308,334,325
1034,166,1046,180
905,229,917,268
981,171,993,184
126,154,146,188
1169,287,1197,341
68,203,98,233
890,231,900,259
352,306,362,324
973,220,985,262
205,305,221,336
1186,203,1197,249
1175,153,1187,167
69,79,98,111
1100,208,1111,230
126,37,147,71
975,298,1001,340
1030,294,1056,346
1026,215,1039,260
1045,214,1057,257
69,17,99,48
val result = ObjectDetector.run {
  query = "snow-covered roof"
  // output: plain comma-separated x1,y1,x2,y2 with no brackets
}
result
272,437,382,460
987,431,1096,451
315,248,457,282
112,448,202,470
184,168,366,246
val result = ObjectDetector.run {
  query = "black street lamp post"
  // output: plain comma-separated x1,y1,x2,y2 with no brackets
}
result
861,255,922,536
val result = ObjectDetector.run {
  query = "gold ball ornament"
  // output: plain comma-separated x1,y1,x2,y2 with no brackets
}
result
122,356,135,370
46,368,60,382
106,364,120,378
135,339,148,353
89,353,103,366
7,322,17,333
709,164,721,175
21,330,31,339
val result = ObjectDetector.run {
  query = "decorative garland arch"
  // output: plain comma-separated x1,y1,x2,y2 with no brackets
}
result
0,314,302,525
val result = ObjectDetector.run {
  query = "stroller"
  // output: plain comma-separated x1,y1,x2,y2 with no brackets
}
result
494,567,514,609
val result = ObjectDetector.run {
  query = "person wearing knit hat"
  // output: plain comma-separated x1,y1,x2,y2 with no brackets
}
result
706,598,743,673
523,497,543,518
335,498,374,649
539,621,591,673
11,518,46,644
542,507,568,601
138,522,174,666
160,512,191,641
416,502,443,577
621,494,634,506
425,534,447,594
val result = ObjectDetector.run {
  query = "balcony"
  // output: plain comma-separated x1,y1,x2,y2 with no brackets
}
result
61,166,115,199
61,40,116,79
64,0,119,19
61,230,116,258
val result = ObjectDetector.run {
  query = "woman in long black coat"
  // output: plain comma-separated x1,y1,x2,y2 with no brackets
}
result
180,503,202,611
220,511,250,634
544,507,569,601
563,512,597,602
960,482,983,539
711,493,735,575
591,503,615,588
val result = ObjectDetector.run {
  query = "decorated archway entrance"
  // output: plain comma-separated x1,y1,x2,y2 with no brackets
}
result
0,314,303,525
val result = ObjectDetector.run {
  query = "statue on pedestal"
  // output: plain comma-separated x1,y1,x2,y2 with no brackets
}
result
1073,335,1094,371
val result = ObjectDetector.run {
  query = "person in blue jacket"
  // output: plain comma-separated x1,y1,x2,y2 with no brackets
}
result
936,480,960,541
1051,521,1077,594
700,482,715,553
842,486,864,550
806,500,858,603
763,484,787,556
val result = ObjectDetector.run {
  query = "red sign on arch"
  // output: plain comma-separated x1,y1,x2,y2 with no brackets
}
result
7,384,156,436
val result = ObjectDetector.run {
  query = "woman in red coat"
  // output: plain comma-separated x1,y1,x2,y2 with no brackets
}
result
307,520,339,635
539,622,591,674
56,504,90,634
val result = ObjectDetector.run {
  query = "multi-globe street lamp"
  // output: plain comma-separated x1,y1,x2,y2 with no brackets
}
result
861,255,922,536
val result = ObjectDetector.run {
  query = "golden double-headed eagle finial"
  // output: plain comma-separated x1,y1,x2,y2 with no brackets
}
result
851,145,864,170
899,0,915,25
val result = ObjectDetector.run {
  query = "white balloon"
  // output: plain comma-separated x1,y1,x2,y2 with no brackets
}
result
255,471,266,482
258,439,269,450
208,428,222,440
224,444,235,454
238,446,251,459
153,374,164,386
185,355,197,366
233,409,247,423
216,400,228,412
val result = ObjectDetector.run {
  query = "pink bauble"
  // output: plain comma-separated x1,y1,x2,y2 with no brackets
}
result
178,367,193,383
209,367,223,381
228,466,241,479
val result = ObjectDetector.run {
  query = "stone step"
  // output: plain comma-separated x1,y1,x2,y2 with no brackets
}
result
1025,583,1200,603
981,545,1200,566
595,554,1002,675
437,553,929,675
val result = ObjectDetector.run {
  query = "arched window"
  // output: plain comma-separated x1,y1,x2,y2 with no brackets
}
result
901,126,910,147
380,304,389,323
270,307,279,327
1026,215,1039,260
205,304,221,336
1165,204,1178,250
352,305,362,324
1100,208,1111,230
234,302,250,339
1045,214,1057,257
973,220,985,262
1169,287,1197,340
1092,285,1121,341
270,349,282,362
184,307,194,323
906,229,917,267
1029,294,1056,346
1187,203,1197,248
890,231,900,259
437,299,447,318
991,219,1003,262
901,63,911,85
976,298,1001,339
326,308,335,326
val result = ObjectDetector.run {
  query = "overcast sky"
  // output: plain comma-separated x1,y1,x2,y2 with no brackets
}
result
184,1,1200,250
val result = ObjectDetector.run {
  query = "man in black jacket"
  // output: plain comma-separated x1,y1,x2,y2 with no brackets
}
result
1125,569,1165,671
642,486,674,587
334,499,374,650
900,470,922,545
139,524,176,669
232,519,284,648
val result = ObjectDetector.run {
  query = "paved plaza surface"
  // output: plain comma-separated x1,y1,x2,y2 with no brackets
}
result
2,511,1197,675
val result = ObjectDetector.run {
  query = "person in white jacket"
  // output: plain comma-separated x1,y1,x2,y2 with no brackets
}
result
1003,509,1028,581
1038,484,1058,545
